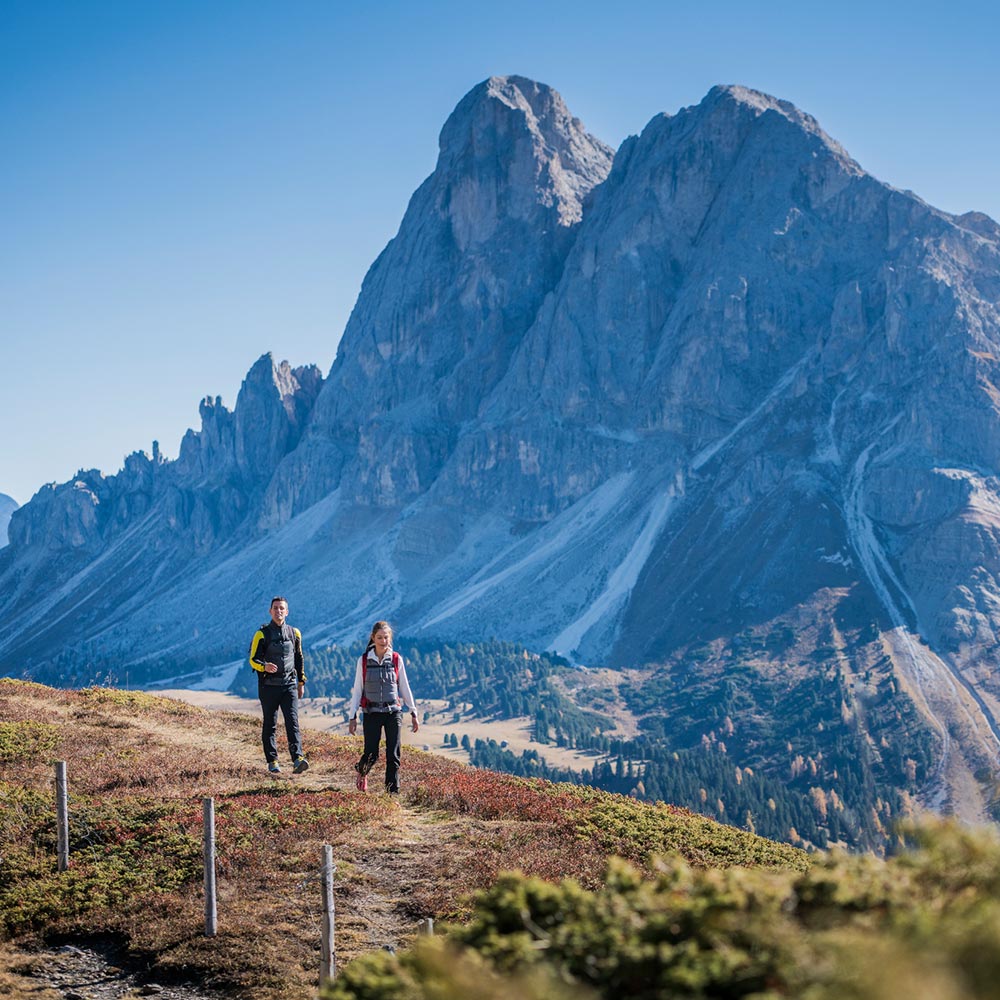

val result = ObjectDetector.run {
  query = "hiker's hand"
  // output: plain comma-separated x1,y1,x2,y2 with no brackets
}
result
264,662,278,674
349,718,357,735
411,715,419,733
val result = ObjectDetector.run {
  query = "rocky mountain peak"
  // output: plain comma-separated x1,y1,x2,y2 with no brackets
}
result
299,76,614,507
242,353,323,422
955,210,1000,243
477,83,872,441
437,74,613,240
233,354,324,478
243,351,282,389
656,84,858,190
704,83,816,125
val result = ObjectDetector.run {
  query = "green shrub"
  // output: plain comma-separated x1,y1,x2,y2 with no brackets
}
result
323,938,590,1000
0,798,201,936
326,819,1000,1000
0,721,61,762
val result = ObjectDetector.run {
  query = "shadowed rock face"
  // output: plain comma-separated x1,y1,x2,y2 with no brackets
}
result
3,76,1000,816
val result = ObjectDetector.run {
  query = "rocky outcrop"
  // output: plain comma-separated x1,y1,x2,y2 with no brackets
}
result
0,354,323,630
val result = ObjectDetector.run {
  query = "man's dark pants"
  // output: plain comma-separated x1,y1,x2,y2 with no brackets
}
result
259,682,302,762
359,711,403,792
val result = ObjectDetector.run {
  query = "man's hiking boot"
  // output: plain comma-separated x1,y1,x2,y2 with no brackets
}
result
356,772,368,792
267,760,281,774
293,756,310,774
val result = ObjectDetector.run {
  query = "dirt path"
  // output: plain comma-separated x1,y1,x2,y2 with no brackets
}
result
335,804,444,954
126,706,455,956
10,688,457,984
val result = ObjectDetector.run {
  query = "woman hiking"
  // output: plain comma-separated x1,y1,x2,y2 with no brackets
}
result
348,621,420,793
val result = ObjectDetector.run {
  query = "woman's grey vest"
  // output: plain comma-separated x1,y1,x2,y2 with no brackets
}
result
363,651,399,708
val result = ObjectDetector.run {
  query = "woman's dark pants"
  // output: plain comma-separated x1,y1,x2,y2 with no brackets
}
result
359,711,403,792
259,683,303,762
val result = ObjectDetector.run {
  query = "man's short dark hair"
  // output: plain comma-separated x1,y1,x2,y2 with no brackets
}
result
271,596,288,607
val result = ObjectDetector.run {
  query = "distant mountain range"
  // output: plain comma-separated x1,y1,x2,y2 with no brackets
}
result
4,76,1000,828
0,494,17,546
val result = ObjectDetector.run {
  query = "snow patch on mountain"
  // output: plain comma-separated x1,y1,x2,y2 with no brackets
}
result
147,660,243,692
419,474,635,630
845,442,1000,803
549,488,677,658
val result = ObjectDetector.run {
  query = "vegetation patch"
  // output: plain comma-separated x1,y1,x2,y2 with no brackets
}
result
566,785,809,871
0,797,201,936
78,686,199,716
0,721,61,763
411,769,578,823
325,820,1000,1000
410,764,808,872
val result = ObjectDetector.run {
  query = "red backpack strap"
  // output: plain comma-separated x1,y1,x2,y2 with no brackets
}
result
392,651,400,681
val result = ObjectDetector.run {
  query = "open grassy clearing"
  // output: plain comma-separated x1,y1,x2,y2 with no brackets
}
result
1,680,805,999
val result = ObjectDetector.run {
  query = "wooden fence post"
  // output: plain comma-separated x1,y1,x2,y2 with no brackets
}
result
321,844,336,986
203,797,217,937
55,761,69,872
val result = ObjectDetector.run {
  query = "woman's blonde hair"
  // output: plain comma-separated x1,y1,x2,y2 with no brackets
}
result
366,620,393,652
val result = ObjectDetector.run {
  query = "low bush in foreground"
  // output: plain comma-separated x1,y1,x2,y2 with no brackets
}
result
326,819,1000,1000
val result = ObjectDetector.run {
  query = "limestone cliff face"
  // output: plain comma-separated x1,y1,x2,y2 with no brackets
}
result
3,77,1000,816
299,75,614,509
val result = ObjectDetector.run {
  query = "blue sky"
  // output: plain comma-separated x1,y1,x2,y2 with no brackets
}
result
3,0,998,506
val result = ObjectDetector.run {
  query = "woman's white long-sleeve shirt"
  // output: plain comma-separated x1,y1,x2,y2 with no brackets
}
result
347,651,419,722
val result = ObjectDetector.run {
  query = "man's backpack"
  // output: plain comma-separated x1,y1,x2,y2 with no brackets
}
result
360,650,401,709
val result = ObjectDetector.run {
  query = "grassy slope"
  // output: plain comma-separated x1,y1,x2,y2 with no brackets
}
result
0,680,805,999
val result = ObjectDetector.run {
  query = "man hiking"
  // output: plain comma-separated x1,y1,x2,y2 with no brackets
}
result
249,596,309,774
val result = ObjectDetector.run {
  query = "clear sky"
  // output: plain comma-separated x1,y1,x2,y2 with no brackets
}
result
3,0,998,506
